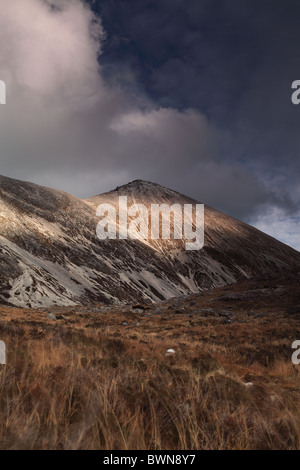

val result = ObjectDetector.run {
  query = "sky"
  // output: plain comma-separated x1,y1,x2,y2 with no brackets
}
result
0,0,299,250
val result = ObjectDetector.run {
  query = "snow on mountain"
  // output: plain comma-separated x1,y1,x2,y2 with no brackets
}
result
0,175,299,307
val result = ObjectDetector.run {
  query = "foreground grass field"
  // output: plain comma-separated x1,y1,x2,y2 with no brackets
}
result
0,274,300,450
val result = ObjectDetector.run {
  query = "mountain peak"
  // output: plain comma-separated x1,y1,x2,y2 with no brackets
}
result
0,174,299,308
88,179,195,204
114,179,160,191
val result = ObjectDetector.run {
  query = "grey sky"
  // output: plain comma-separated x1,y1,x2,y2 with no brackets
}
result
0,0,299,250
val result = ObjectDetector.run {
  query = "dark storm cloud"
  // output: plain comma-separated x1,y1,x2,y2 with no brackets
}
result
0,0,299,248
92,0,300,245
96,1,300,140
95,0,299,121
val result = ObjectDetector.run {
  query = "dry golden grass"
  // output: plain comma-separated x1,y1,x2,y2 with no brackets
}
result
0,275,299,450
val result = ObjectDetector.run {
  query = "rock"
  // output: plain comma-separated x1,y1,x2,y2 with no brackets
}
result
56,314,68,321
199,308,214,314
175,308,186,314
165,349,176,356
219,311,234,318
244,382,254,388
122,321,128,326
46,313,56,320
132,304,149,312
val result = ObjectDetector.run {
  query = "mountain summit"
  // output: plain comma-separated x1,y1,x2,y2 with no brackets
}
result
0,175,299,307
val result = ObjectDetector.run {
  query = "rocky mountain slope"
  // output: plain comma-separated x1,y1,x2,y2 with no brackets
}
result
0,175,299,307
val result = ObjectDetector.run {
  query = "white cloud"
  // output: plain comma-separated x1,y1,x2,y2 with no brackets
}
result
0,0,103,102
250,207,300,251
0,0,222,194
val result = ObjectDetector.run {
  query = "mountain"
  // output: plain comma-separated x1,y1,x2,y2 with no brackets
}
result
0,175,299,308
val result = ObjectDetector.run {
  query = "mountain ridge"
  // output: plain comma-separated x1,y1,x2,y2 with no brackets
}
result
0,174,299,308
87,178,299,253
